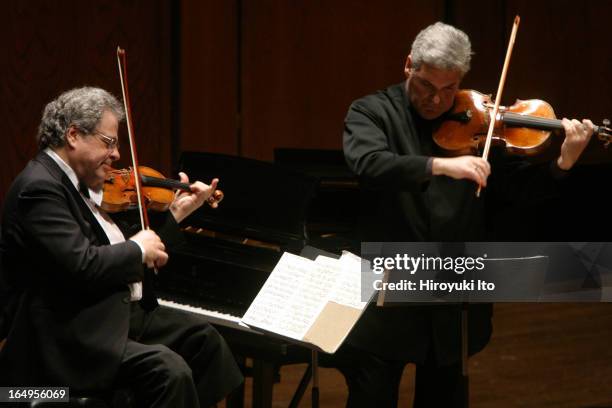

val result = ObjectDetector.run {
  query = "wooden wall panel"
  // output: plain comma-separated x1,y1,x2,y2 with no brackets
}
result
438,0,612,123
448,0,507,92
3,1,610,200
0,0,173,205
179,0,239,156
453,0,612,162
241,0,445,161
501,0,611,123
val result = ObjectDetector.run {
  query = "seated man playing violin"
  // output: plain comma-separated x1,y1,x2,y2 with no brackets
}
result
0,87,243,407
336,22,594,407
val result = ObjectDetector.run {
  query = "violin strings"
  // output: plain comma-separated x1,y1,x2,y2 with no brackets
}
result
502,112,563,130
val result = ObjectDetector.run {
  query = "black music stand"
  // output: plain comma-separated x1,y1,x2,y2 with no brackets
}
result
289,245,337,408
461,303,469,408
287,350,319,408
312,350,320,408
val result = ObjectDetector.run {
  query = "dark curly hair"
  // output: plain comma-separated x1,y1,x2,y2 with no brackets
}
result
37,87,124,150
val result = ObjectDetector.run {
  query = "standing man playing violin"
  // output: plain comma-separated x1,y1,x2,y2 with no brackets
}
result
339,22,594,407
0,87,243,407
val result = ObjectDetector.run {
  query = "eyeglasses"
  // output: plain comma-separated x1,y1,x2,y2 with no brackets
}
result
93,131,120,151
410,73,458,101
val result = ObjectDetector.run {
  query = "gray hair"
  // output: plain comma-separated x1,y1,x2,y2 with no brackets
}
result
410,22,472,75
37,86,124,150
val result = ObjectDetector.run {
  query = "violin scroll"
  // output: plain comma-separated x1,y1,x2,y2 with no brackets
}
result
207,190,224,207
597,119,612,147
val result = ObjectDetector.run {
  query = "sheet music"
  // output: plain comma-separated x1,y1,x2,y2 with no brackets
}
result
242,252,337,340
324,252,374,309
242,250,373,347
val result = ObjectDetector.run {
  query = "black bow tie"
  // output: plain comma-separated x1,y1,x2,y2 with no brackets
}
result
78,182,90,199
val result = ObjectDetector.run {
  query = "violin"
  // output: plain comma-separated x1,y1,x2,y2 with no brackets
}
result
433,89,612,157
102,166,224,213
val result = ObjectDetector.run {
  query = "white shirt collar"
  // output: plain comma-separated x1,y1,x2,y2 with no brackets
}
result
43,148,104,206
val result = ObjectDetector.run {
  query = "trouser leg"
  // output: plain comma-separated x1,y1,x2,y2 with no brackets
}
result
116,340,199,408
128,303,244,407
325,344,405,408
413,358,463,408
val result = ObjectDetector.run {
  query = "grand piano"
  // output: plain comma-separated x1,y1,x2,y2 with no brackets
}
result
154,150,359,407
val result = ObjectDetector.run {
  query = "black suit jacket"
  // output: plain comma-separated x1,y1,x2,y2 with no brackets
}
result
0,152,181,390
343,83,565,364
342,83,562,364
342,83,491,364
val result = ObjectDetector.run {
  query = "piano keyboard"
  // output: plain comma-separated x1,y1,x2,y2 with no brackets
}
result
157,298,258,333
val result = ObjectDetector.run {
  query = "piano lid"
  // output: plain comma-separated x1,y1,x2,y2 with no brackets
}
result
178,151,318,244
274,148,355,181
273,148,360,252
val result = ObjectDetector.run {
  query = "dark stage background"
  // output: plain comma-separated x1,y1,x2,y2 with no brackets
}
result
1,0,610,204
2,2,612,406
